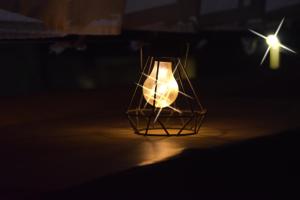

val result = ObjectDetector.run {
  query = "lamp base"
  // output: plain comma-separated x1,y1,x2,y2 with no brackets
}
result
127,108,206,136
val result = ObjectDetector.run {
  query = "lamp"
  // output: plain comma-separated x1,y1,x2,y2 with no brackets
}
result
127,43,206,136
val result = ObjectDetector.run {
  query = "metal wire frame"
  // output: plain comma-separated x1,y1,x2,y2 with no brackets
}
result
126,44,207,136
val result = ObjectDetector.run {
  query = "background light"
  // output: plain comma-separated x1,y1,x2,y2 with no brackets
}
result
249,18,296,69
266,35,280,48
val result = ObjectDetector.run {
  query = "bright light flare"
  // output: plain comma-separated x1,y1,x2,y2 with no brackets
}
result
249,17,296,69
266,35,280,48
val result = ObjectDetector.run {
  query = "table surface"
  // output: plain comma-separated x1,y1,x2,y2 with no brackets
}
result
1,91,299,198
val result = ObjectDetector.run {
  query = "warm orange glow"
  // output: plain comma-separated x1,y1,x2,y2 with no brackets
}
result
143,61,179,108
138,141,184,166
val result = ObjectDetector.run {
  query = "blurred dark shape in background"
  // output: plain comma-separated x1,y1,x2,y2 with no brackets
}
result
0,0,124,36
0,0,299,97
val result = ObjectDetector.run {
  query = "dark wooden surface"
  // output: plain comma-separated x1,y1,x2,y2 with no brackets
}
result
0,90,300,199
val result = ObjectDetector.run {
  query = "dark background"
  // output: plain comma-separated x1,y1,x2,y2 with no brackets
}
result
1,1,300,199
0,29,299,98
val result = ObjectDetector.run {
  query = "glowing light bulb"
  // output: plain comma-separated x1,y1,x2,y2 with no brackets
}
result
143,61,179,108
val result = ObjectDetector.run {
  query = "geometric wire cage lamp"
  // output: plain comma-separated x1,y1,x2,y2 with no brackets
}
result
126,43,207,136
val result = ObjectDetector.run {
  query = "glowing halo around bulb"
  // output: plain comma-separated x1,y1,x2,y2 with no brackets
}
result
142,61,179,108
